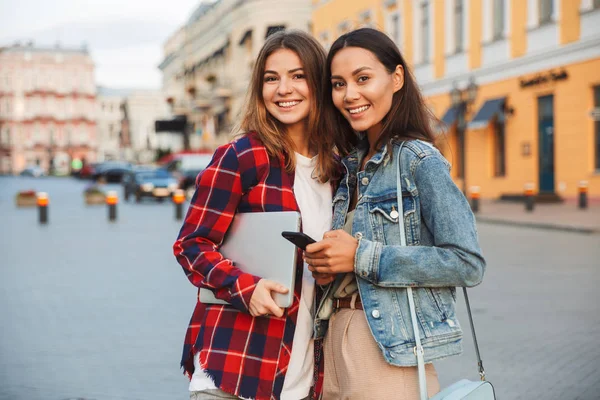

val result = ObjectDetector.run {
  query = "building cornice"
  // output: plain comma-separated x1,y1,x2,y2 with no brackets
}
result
23,90,96,100
421,36,600,96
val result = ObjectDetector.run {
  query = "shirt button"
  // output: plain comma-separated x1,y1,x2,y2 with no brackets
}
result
372,310,380,318
361,177,369,185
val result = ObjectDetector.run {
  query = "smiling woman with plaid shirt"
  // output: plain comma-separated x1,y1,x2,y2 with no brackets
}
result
173,31,354,400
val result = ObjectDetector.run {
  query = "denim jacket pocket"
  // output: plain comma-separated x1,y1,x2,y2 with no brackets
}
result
368,193,419,245
368,196,400,244
414,288,446,338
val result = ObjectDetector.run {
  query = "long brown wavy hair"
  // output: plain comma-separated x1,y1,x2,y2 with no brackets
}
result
326,28,438,153
239,30,355,182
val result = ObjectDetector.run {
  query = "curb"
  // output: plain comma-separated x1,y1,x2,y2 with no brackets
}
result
475,216,599,234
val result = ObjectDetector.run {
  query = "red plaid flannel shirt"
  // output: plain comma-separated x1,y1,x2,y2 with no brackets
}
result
173,132,327,400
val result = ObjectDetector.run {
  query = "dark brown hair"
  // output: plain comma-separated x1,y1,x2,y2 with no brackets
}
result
326,28,438,151
239,30,354,182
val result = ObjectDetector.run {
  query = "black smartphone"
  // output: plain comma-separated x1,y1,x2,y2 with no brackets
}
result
281,231,316,251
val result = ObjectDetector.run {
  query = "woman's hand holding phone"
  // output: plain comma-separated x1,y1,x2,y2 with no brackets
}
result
304,229,358,275
249,279,288,318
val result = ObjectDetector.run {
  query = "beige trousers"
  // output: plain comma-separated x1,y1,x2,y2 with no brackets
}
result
190,389,238,399
190,388,310,399
323,308,440,400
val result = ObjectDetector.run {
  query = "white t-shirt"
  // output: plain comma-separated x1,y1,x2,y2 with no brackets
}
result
189,153,332,399
281,153,332,400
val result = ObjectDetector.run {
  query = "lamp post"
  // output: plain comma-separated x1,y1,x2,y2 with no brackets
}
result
450,77,478,195
48,130,55,176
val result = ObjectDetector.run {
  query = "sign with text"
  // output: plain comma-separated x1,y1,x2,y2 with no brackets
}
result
519,69,568,89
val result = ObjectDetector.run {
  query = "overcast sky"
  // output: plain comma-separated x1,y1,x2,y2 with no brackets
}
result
0,0,202,89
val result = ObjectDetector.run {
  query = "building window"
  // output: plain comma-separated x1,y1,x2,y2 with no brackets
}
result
319,31,330,50
493,120,506,177
390,13,401,45
454,0,464,52
359,10,374,28
33,125,40,142
421,1,430,62
338,20,352,36
265,25,285,38
493,0,505,40
1,128,10,145
594,86,600,171
539,0,553,24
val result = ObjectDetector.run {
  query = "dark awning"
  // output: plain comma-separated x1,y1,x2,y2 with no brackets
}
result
239,29,252,46
440,105,460,125
155,115,187,133
468,97,506,129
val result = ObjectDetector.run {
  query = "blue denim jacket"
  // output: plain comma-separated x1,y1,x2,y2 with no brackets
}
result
314,137,486,366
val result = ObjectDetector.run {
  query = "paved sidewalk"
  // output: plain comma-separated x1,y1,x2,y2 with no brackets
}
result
473,200,600,233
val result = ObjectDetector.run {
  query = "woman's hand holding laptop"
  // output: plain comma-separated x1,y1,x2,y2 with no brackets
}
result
249,279,289,317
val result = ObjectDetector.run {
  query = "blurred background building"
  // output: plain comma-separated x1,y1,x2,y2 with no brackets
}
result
158,0,312,149
0,42,97,175
97,87,176,164
120,90,172,164
1,0,599,202
313,0,600,201
96,86,129,162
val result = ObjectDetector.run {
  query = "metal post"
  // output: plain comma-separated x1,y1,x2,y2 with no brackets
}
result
578,181,588,210
458,104,467,195
36,192,49,225
173,189,186,220
524,183,535,212
470,186,480,214
106,191,118,222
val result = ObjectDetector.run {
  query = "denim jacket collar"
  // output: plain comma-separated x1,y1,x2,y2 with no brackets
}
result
342,133,392,176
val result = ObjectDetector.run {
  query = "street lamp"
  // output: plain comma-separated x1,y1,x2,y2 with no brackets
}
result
450,77,478,194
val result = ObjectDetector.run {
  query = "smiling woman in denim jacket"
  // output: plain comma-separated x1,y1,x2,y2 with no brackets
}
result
304,28,486,400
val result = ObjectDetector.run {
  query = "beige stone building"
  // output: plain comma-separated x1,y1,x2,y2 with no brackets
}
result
0,43,97,175
159,0,312,149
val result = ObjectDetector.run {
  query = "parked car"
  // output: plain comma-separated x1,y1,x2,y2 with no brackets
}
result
124,168,179,202
122,166,154,200
19,165,45,177
162,153,213,192
78,162,98,179
93,162,133,183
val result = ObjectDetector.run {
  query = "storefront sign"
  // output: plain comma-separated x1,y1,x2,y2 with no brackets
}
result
519,69,568,88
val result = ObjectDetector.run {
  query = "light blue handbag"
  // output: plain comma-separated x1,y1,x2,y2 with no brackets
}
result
395,144,496,400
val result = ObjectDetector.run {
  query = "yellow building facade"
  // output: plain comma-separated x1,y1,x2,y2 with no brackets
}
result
312,0,600,200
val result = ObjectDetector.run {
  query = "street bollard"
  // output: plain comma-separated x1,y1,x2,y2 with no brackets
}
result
36,192,49,225
469,186,480,214
524,183,535,212
172,189,186,220
106,191,118,222
578,181,588,210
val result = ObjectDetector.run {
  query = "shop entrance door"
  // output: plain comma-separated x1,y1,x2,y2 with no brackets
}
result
538,95,555,194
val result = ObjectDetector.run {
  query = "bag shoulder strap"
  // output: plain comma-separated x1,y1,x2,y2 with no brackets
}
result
394,143,486,400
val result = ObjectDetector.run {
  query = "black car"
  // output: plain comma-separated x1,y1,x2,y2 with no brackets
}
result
93,162,133,183
123,168,179,202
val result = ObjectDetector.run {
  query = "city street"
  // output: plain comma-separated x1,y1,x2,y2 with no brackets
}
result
1,177,599,400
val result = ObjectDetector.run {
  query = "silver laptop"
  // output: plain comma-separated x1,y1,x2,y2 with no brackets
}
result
199,211,301,308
